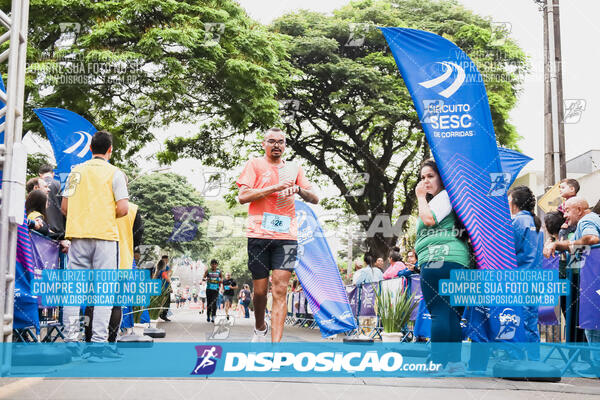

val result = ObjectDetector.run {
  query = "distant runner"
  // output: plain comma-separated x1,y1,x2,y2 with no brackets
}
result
203,259,222,323
198,281,207,315
222,273,238,320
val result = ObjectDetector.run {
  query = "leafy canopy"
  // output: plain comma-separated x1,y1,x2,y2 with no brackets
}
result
128,172,210,258
16,0,289,163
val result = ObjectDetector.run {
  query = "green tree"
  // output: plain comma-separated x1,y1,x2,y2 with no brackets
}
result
202,200,252,287
26,153,52,181
268,0,527,258
129,172,211,258
161,0,527,260
13,0,289,164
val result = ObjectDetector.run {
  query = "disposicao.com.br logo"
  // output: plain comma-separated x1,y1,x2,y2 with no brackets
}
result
224,351,440,373
194,347,441,375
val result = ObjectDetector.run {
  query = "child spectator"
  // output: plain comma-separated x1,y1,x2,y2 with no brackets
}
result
558,179,580,236
558,178,580,214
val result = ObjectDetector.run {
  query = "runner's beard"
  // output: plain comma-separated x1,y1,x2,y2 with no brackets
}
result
270,149,282,158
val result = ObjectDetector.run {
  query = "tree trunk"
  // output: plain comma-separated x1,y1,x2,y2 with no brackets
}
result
365,231,396,263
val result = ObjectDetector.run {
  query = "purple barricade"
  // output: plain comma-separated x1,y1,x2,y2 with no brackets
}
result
580,247,600,330
30,231,60,309
359,283,377,317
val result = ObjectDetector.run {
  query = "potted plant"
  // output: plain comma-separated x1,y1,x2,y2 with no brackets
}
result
376,287,417,342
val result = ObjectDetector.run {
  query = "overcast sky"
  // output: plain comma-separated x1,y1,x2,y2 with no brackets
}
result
25,0,600,180
237,0,600,172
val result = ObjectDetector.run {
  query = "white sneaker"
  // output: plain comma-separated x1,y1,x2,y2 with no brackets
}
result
251,321,269,342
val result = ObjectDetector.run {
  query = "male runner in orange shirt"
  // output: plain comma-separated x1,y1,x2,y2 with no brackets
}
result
237,128,318,342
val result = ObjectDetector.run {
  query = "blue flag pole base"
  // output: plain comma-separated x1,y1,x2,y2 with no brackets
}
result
117,334,154,348
143,327,166,339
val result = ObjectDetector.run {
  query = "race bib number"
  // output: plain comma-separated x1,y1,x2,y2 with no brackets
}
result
261,212,291,233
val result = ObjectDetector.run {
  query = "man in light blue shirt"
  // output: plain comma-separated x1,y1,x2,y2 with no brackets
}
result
543,197,600,376
544,197,600,256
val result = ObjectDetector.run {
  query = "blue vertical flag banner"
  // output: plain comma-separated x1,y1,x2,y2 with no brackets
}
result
497,147,533,188
33,108,96,188
1,141,38,330
294,201,357,337
380,27,524,342
579,246,600,329
13,210,39,332
0,122,39,332
413,299,431,339
380,27,518,271
347,286,359,317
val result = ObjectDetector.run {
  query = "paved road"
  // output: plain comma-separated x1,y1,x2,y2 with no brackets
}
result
1,304,599,400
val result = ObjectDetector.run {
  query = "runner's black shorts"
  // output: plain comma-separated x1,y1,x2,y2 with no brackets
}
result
247,238,297,280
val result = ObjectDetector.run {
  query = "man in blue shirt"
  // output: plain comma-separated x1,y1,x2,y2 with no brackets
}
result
543,197,600,376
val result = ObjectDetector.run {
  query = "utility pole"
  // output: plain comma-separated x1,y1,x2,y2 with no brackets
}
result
551,0,566,180
537,0,566,187
541,0,555,188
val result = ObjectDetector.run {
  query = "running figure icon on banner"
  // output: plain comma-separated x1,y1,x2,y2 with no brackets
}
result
488,172,511,197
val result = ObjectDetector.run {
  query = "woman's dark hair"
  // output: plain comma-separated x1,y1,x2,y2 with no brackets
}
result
420,159,470,241
420,159,444,203
544,211,565,236
390,251,403,262
25,189,47,220
507,185,542,232
156,259,165,270
363,252,373,267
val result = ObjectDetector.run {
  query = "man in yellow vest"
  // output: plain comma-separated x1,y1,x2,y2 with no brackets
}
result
84,202,142,342
61,130,129,361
